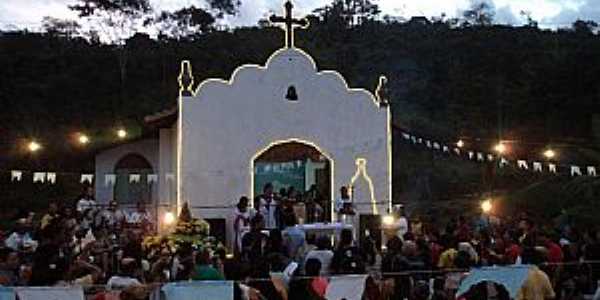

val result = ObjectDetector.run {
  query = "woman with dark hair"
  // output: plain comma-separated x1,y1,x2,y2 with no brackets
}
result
266,228,288,257
330,229,364,274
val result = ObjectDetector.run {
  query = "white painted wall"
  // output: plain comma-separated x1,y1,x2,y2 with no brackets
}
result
179,48,391,244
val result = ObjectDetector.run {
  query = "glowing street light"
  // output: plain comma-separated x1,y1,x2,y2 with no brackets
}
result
494,143,507,154
117,129,127,139
543,149,556,159
481,199,493,214
78,134,90,145
163,212,176,225
456,140,465,148
28,141,41,153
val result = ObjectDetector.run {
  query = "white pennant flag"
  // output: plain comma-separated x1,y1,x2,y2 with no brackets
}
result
517,160,529,170
587,166,597,177
417,138,423,144
166,173,175,183
468,151,474,160
499,158,509,168
11,170,22,182
411,136,417,144
443,145,449,152
487,154,494,162
548,163,557,173
105,174,116,186
297,160,302,167
433,142,440,150
33,172,46,183
81,174,94,184
426,140,432,148
46,172,56,184
454,148,461,155
129,174,141,183
571,166,582,176
533,162,543,172
402,132,410,140
147,174,158,184
477,152,484,162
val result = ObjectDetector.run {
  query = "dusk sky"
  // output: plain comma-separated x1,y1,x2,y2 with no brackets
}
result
1,0,599,30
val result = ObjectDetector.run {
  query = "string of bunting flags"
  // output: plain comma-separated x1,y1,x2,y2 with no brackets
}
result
400,132,598,177
5,170,171,186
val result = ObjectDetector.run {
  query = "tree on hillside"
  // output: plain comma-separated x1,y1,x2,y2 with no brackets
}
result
69,0,152,117
462,1,495,26
42,17,81,38
152,6,216,40
312,0,380,27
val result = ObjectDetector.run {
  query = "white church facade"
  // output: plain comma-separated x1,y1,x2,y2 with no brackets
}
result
94,1,392,245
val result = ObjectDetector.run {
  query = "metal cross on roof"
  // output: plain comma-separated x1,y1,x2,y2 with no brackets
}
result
269,1,309,48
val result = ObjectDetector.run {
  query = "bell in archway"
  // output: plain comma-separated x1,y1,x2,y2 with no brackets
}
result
286,85,298,101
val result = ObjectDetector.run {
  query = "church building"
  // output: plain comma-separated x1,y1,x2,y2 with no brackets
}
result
94,1,392,246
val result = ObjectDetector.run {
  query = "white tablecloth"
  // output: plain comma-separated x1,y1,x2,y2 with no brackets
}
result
296,222,353,237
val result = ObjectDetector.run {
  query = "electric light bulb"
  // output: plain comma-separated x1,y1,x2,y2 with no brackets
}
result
78,134,90,145
382,215,395,226
544,149,556,159
494,143,507,154
456,140,465,148
481,199,493,214
163,212,176,225
28,141,41,153
117,129,127,139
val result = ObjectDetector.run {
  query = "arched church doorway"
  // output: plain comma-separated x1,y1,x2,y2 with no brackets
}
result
114,153,153,206
251,140,333,223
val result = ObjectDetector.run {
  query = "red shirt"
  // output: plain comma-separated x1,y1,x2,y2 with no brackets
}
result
546,242,564,264
505,244,521,264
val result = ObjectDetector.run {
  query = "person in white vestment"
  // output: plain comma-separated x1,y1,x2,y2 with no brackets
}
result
233,196,251,255
257,183,279,229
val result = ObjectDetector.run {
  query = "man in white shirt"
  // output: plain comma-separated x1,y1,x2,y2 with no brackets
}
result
304,236,334,275
76,186,97,213
128,202,152,225
97,200,127,230
257,183,278,229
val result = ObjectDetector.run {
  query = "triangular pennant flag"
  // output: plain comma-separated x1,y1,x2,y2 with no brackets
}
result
411,136,417,144
402,132,410,140
477,152,484,162
468,151,474,160
548,163,557,173
297,160,302,167
129,174,141,183
454,148,461,155
46,172,56,184
533,162,543,172
147,174,158,184
571,166,582,176
426,140,432,148
443,145,449,152
433,142,440,150
487,154,494,162
33,172,46,183
587,166,597,177
417,138,423,144
499,158,509,168
517,160,529,170
105,174,116,187
166,173,175,182
11,170,22,182
81,174,94,184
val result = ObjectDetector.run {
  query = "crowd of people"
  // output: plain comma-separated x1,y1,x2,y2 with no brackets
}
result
1,183,600,300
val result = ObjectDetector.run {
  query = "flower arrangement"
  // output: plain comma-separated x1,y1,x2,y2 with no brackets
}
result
143,203,224,255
